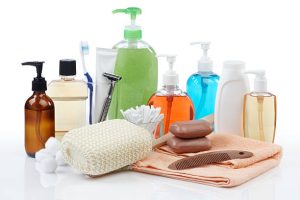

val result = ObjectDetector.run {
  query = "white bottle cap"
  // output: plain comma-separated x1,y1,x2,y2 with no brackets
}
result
223,60,246,79
245,70,267,92
190,42,213,72
158,55,179,86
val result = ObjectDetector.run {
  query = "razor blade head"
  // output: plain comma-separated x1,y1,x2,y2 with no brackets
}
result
103,73,122,82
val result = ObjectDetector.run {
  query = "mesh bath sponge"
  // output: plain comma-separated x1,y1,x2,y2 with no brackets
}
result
61,119,154,176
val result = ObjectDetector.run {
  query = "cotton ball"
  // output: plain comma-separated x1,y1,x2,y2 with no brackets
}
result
45,137,61,155
55,151,67,166
40,157,57,173
35,149,53,162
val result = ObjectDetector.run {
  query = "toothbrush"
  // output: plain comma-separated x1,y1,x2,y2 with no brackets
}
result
80,41,94,124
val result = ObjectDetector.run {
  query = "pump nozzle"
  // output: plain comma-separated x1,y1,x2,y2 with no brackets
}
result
158,54,178,86
113,7,141,22
22,61,45,78
245,70,267,92
113,7,142,40
190,42,213,72
22,61,47,91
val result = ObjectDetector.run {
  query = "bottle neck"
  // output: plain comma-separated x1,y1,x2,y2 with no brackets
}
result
126,39,139,48
60,75,75,81
33,91,46,96
162,85,180,92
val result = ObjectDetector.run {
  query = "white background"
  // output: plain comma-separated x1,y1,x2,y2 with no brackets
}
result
0,0,299,135
0,0,299,199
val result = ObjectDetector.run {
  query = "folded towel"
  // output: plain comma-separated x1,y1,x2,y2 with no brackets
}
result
132,134,282,187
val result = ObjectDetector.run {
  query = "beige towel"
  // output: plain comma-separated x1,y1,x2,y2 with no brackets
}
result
132,134,282,187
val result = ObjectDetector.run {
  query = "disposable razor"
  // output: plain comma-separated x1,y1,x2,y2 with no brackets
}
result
98,73,122,122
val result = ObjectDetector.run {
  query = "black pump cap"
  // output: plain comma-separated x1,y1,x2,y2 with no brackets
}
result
22,61,47,92
59,59,76,76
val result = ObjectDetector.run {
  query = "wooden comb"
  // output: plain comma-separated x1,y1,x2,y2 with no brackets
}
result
168,150,253,170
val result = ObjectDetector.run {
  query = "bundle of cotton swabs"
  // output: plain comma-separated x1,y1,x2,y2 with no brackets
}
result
121,105,164,134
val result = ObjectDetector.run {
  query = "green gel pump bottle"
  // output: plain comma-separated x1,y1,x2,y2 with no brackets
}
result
109,7,158,119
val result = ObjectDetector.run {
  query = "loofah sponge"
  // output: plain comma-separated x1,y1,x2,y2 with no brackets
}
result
61,119,154,176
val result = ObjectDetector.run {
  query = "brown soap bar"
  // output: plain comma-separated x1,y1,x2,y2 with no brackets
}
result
167,136,211,154
169,120,213,139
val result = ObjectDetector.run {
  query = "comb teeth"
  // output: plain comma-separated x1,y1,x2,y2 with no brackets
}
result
168,150,254,170
173,153,230,170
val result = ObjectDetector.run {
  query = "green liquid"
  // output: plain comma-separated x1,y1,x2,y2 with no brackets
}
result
108,48,158,119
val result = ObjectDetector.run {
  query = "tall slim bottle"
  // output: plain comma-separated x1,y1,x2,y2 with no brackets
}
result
22,61,55,158
148,55,194,138
243,70,276,143
109,7,158,119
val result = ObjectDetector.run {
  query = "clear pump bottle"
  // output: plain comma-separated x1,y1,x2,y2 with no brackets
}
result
187,42,219,119
243,70,277,143
148,55,194,138
109,7,158,119
23,61,55,157
48,59,88,139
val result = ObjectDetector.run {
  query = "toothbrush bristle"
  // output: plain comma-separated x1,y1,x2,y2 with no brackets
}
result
80,41,89,55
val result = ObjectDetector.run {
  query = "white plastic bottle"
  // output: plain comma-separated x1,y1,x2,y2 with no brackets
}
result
214,61,249,136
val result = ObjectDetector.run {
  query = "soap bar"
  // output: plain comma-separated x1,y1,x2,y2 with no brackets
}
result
167,136,211,154
169,120,212,139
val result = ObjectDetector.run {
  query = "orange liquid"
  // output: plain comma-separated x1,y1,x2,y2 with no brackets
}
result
148,95,194,138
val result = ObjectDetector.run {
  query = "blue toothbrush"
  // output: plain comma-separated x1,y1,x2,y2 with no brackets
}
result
80,41,93,124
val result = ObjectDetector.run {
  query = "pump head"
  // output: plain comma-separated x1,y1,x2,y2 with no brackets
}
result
245,70,267,92
22,61,47,92
158,54,179,86
190,41,213,72
113,7,142,40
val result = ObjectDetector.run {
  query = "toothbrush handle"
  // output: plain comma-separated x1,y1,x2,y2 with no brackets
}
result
84,72,93,124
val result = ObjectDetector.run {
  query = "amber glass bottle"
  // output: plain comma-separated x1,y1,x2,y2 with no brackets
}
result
22,62,55,157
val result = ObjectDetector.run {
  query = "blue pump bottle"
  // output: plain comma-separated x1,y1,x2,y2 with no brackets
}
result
187,42,219,119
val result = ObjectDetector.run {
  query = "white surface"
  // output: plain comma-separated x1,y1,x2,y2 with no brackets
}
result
0,131,299,200
1,0,300,199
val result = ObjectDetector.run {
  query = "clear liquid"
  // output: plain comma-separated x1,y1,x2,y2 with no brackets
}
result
48,79,88,138
109,47,158,119
243,92,277,143
187,72,219,119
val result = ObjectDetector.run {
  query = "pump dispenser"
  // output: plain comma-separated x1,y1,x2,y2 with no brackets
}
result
23,61,54,157
161,55,179,86
109,7,158,119
192,42,213,71
148,55,194,138
187,42,219,119
112,7,142,40
243,70,276,143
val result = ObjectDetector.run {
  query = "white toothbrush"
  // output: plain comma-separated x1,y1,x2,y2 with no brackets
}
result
80,41,94,124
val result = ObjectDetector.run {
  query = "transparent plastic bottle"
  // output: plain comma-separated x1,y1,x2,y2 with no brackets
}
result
148,86,194,137
187,72,219,119
48,60,88,139
108,7,158,119
243,92,276,142
148,55,194,138
243,70,276,143
187,42,219,119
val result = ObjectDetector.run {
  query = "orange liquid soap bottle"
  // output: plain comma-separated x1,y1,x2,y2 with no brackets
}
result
22,62,55,158
148,55,194,138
